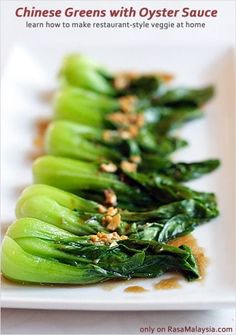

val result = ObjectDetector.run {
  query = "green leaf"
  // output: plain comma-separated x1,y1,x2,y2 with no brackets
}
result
59,54,115,95
153,86,214,107
2,218,200,283
140,157,220,181
54,87,118,127
2,236,118,284
117,75,161,98
45,121,121,162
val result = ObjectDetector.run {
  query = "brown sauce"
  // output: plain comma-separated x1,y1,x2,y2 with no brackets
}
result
154,276,181,290
1,234,207,289
35,118,50,137
124,285,148,293
39,90,55,103
168,234,208,279
28,118,50,161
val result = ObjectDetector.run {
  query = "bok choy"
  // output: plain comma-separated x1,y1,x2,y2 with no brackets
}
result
2,218,200,284
1,53,220,286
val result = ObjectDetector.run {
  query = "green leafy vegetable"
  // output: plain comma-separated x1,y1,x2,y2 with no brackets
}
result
15,185,217,243
45,120,188,162
1,218,199,284
33,156,129,194
45,121,219,182
140,156,220,181
1,54,220,286
152,86,214,108
33,155,219,212
45,121,121,162
59,54,115,95
59,54,165,99
54,87,119,127
154,108,203,134
125,171,218,207
117,75,161,98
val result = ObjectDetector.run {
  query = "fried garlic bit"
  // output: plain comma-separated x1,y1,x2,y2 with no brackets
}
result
127,125,139,138
114,72,139,90
101,190,120,231
130,155,141,164
100,162,117,173
98,205,107,214
104,93,144,142
90,232,128,245
104,189,117,206
120,160,137,173
119,95,137,113
107,213,121,231
108,112,144,126
100,206,121,231
107,113,144,140
118,129,133,140
153,71,174,83
106,207,118,216
102,130,113,142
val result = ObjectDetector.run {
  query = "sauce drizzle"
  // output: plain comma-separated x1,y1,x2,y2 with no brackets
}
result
168,234,208,279
154,276,181,290
124,285,148,293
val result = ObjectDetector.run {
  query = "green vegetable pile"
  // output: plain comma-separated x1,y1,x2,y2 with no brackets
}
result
1,54,220,285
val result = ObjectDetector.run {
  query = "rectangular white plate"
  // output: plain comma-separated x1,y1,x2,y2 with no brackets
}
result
1,45,235,310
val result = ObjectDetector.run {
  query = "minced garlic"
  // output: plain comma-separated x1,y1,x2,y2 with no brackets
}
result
130,155,141,164
107,213,121,231
90,232,128,245
98,205,107,214
101,207,120,231
100,162,117,173
114,72,139,90
106,207,118,216
120,160,137,173
119,95,137,113
102,130,113,142
104,189,117,206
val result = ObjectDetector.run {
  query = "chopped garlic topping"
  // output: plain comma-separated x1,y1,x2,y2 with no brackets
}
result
104,189,117,206
108,112,130,124
106,207,118,216
127,125,139,138
136,114,145,127
100,162,117,173
107,213,121,231
114,72,139,90
102,215,113,225
108,112,144,127
120,160,137,173
98,205,107,214
102,130,113,142
119,95,137,113
153,72,174,82
130,155,141,164
119,129,133,140
90,232,128,245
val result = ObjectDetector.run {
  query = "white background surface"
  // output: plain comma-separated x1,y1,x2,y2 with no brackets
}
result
1,0,236,334
1,309,235,335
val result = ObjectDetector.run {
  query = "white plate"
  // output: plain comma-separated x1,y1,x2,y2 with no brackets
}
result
1,45,235,310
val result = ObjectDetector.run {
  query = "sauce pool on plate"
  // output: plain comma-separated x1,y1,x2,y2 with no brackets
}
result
124,285,148,293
